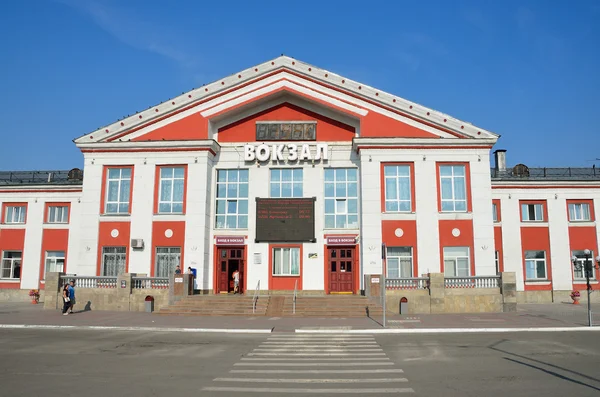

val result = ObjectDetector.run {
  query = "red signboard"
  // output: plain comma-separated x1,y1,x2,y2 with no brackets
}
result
326,236,357,245
215,236,245,245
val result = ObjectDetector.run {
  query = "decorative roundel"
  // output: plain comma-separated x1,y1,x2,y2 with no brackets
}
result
110,229,119,238
452,228,461,237
165,229,173,238
394,228,404,238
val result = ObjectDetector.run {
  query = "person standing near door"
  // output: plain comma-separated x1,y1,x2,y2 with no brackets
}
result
232,269,240,294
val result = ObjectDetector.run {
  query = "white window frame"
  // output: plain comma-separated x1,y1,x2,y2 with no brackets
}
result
572,250,596,280
324,168,359,229
215,169,249,229
384,165,412,213
155,247,181,277
47,205,69,223
158,167,185,214
270,168,303,198
1,251,22,279
492,203,499,223
4,205,26,224
525,251,547,280
439,165,467,212
101,247,127,277
568,203,591,222
105,168,132,214
386,247,413,278
521,203,544,222
272,247,300,276
44,251,65,275
443,247,470,277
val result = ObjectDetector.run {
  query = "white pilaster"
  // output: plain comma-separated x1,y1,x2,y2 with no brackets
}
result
415,158,440,274
471,155,496,276
21,200,44,288
499,195,525,290
548,198,572,290
128,162,154,274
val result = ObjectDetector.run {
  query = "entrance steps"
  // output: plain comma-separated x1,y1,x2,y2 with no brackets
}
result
155,294,271,316
282,295,384,317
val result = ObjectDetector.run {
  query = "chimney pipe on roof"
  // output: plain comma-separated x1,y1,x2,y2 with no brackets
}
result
494,150,507,173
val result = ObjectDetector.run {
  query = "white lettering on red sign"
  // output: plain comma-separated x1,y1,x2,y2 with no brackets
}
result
244,143,328,162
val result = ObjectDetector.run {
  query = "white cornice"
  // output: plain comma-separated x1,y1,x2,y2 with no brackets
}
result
353,137,497,150
76,140,221,153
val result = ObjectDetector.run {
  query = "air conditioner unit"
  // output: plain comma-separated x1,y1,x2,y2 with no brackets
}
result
131,239,144,249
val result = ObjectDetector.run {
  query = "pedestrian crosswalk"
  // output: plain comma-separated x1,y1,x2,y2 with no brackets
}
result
202,333,415,394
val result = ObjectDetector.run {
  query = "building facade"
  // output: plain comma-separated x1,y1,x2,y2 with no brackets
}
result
1,56,598,302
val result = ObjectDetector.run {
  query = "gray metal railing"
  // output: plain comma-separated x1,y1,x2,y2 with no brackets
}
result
293,279,298,315
132,277,169,289
445,276,500,289
252,280,260,314
59,275,117,289
386,277,429,290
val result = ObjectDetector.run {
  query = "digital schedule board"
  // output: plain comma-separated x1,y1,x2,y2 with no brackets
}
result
255,198,316,242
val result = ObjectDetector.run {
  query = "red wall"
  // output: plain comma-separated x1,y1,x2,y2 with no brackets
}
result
494,226,504,273
0,229,25,289
97,222,131,275
39,229,69,283
151,221,186,277
569,226,600,289
132,113,208,141
520,227,552,290
218,102,355,142
438,220,475,275
361,111,439,138
382,220,418,276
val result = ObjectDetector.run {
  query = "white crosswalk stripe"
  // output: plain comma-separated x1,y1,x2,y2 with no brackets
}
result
202,334,415,394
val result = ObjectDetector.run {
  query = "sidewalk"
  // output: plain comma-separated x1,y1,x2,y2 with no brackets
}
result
0,302,599,333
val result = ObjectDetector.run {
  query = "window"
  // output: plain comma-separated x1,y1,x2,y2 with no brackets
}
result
521,203,544,221
386,247,413,278
525,251,547,280
215,169,249,229
572,250,596,280
443,247,470,277
1,251,22,279
270,169,303,198
568,203,591,222
48,206,69,223
105,168,132,214
439,165,467,212
158,167,185,213
492,203,498,223
45,251,65,274
324,168,358,229
155,247,181,277
101,247,126,276
4,205,26,224
495,251,500,274
272,247,300,276
384,165,412,212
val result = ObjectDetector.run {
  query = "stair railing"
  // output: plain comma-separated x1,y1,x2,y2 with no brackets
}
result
293,279,298,315
252,280,260,314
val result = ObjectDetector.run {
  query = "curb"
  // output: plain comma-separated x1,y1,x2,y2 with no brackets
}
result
295,327,600,334
0,324,273,334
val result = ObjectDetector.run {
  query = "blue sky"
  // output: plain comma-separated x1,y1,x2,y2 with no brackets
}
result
1,0,598,170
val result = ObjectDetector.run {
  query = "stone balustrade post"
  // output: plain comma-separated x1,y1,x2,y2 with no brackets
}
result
43,272,63,310
500,272,517,312
115,273,133,311
429,272,446,314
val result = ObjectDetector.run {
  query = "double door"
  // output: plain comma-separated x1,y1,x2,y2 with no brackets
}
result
217,247,244,294
328,247,355,293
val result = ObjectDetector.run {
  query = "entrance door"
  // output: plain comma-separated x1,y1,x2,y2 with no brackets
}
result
217,247,244,294
328,247,355,293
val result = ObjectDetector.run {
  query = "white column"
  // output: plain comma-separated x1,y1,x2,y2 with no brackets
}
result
415,159,440,274
359,152,383,279
548,197,572,290
245,163,270,290
471,156,496,275
21,200,44,288
128,162,154,274
499,196,524,290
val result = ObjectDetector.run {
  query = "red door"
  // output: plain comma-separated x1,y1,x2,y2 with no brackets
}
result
329,247,354,293
217,247,244,294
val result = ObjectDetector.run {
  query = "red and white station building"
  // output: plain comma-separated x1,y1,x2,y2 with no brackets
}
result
1,56,599,301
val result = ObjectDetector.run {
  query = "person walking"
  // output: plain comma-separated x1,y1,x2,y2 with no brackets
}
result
61,284,71,315
232,269,240,294
67,280,76,314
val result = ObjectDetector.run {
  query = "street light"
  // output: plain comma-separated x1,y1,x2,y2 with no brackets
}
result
571,249,600,327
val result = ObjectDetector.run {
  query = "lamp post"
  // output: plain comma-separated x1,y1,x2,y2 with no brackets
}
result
571,249,600,327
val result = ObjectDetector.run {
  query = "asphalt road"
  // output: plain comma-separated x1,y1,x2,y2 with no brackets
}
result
0,329,599,396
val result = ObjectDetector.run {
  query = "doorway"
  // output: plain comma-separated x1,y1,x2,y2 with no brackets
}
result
217,247,245,294
328,246,355,293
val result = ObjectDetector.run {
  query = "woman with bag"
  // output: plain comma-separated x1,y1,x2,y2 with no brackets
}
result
62,284,71,315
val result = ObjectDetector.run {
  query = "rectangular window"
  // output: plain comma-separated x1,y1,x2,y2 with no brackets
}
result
158,167,185,214
101,247,126,276
521,203,544,222
443,247,470,277
272,247,300,276
48,206,69,223
215,169,249,229
525,251,547,280
324,168,359,229
44,251,65,275
492,203,498,223
105,167,132,214
568,203,591,222
386,247,413,278
439,165,467,212
384,165,412,212
495,251,500,274
270,169,303,198
572,250,596,280
1,251,22,279
155,247,181,277
4,205,26,224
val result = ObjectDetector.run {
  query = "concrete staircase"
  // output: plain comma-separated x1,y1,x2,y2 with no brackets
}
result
282,295,384,317
155,294,270,316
